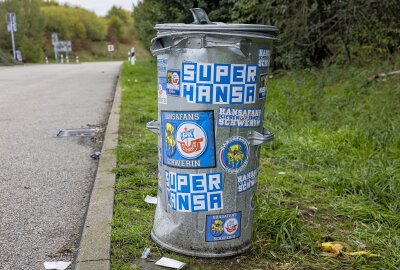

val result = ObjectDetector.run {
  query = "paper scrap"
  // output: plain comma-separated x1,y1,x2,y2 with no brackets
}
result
144,195,157,205
44,261,71,270
155,257,186,269
278,172,286,175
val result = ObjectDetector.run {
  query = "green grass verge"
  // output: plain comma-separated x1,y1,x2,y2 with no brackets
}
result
111,59,400,269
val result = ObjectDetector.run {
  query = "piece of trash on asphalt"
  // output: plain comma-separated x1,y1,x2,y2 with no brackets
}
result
57,128,101,137
43,261,71,270
141,247,151,259
320,241,380,257
278,172,286,175
90,151,101,160
155,257,186,269
144,195,157,205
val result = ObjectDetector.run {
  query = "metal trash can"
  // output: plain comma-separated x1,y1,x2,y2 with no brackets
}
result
146,8,278,257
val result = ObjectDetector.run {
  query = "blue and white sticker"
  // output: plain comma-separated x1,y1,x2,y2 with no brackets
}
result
166,170,223,212
206,212,241,242
238,168,258,193
259,73,268,99
258,49,270,68
219,136,250,174
162,111,215,168
157,58,167,72
158,76,167,104
182,62,258,104
218,107,262,128
167,70,180,96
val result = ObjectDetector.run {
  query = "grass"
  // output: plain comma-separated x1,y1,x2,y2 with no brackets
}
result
111,57,400,269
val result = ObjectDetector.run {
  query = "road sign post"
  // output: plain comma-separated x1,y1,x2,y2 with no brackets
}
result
6,13,17,60
52,33,59,62
107,44,114,59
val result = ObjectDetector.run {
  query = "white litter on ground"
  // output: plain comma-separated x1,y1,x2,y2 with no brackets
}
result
141,247,151,259
155,257,186,269
43,261,71,270
144,195,157,204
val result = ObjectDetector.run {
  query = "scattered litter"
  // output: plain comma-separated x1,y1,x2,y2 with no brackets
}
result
141,247,151,259
43,261,71,270
155,257,186,269
278,172,286,175
90,152,101,160
57,128,101,137
144,195,157,205
320,242,380,258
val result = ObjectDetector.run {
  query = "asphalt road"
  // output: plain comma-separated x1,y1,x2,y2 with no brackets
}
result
0,62,121,270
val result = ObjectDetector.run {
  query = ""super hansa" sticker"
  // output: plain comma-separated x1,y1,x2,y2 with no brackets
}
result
166,170,223,212
182,62,258,104
206,212,241,242
162,111,215,168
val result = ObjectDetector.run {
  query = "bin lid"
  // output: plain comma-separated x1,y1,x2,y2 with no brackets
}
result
154,8,279,38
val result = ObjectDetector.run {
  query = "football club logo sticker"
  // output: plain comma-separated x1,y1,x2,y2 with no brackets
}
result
166,70,180,96
162,111,215,168
206,212,241,242
219,136,250,174
176,123,207,159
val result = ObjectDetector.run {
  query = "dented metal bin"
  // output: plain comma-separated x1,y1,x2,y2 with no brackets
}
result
146,8,278,257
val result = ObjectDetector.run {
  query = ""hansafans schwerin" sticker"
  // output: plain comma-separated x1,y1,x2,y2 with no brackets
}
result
162,111,215,168
206,212,241,242
237,168,258,193
218,107,262,128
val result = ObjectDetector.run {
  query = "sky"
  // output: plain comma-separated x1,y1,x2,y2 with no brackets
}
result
58,0,139,16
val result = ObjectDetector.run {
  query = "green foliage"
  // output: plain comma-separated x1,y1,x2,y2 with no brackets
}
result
41,5,107,41
0,0,45,62
132,0,400,68
106,6,135,44
0,1,135,63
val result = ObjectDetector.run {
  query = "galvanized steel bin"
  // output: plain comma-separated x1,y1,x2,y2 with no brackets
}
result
146,8,278,257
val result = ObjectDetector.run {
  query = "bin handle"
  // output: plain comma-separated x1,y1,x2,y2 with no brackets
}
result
150,36,189,55
190,8,214,24
248,128,274,146
146,120,160,134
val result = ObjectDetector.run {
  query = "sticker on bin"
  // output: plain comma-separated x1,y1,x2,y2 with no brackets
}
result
162,111,215,168
167,70,180,96
238,168,258,193
158,76,167,104
218,107,262,128
258,49,270,68
219,136,250,174
157,58,167,72
165,170,223,212
206,212,241,242
181,62,258,104
259,73,268,99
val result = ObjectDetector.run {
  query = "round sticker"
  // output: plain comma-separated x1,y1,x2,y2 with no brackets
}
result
223,218,239,235
219,136,250,174
176,122,207,159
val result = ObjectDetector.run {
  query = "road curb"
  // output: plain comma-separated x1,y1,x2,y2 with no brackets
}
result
74,76,121,270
